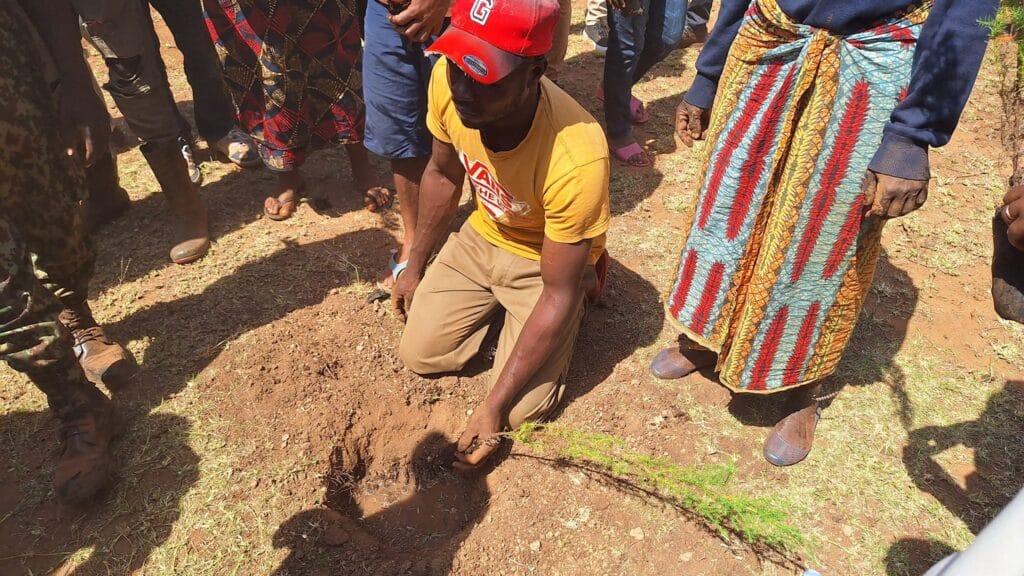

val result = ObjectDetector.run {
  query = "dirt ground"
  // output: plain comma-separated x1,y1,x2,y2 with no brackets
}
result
1,4,1022,576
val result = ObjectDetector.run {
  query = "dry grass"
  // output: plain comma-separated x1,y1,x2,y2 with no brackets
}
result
1,6,1022,576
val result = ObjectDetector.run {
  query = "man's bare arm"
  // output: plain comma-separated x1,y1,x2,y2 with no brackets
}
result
454,235,592,469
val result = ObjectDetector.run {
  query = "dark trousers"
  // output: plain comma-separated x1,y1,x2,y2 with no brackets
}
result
687,0,712,29
604,0,687,140
147,0,234,143
76,0,233,145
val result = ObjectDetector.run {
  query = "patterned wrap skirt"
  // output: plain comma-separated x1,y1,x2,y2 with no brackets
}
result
204,0,365,171
665,0,931,393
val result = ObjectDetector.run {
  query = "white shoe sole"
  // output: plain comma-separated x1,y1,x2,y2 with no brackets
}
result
582,29,608,55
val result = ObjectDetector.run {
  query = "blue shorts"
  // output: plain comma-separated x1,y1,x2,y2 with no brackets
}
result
363,0,441,160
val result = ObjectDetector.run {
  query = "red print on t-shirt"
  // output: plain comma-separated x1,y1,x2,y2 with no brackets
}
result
460,152,530,223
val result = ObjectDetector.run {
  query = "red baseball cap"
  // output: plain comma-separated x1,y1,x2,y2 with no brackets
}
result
426,0,560,84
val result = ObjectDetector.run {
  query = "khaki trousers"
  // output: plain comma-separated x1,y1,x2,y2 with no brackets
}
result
399,223,587,429
545,0,573,81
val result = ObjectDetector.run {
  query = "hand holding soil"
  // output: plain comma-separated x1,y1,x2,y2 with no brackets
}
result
391,271,421,322
453,404,504,471
862,170,929,219
675,99,709,147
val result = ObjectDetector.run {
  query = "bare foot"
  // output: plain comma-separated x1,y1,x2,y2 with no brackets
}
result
264,171,303,221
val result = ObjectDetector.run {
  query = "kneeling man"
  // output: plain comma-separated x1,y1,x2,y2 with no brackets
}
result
393,0,610,470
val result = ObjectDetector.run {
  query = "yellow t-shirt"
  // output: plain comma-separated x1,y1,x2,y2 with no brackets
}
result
426,58,610,265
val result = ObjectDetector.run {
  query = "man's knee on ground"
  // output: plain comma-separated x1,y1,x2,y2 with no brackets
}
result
398,329,460,375
506,383,562,431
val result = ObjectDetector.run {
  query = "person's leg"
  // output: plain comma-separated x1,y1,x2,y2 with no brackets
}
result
146,0,234,143
586,0,607,26
0,6,118,499
363,0,440,283
545,0,572,83
82,64,132,232
79,0,210,263
604,0,652,163
398,224,500,374
390,156,428,270
632,0,685,82
489,256,587,429
344,143,393,212
686,0,712,30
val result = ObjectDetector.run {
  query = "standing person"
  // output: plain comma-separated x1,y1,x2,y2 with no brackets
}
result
603,0,687,168
546,0,572,84
74,0,212,264
655,0,1000,466
392,0,610,469
681,0,712,47
583,0,609,54
146,0,258,169
3,0,137,502
363,0,450,287
204,0,387,221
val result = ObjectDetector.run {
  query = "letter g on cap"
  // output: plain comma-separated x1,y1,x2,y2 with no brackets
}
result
470,0,494,24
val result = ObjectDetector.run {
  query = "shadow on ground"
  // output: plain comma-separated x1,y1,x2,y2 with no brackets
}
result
902,380,1024,534
0,221,395,573
271,432,495,576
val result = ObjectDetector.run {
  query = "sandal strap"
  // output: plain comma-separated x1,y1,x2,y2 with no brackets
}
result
388,252,409,281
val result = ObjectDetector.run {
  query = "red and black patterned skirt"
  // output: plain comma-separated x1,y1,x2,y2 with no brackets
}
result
204,0,365,171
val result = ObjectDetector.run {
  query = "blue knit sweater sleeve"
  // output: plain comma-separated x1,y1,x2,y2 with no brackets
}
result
683,0,1000,181
868,0,1000,180
683,0,748,110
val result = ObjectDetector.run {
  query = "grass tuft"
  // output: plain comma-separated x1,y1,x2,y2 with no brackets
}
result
511,423,811,558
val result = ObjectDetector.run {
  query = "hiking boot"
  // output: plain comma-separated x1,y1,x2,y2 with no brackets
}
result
59,305,138,391
583,19,609,55
83,152,131,232
213,127,261,168
55,405,118,503
141,138,211,264
179,135,203,185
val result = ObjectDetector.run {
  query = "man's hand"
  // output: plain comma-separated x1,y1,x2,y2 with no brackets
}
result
861,170,929,219
1001,185,1024,251
58,82,110,168
388,0,449,43
392,271,421,322
675,99,710,147
607,0,627,10
453,403,503,471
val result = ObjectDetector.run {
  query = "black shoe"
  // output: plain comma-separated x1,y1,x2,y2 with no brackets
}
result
679,24,709,49
583,19,609,55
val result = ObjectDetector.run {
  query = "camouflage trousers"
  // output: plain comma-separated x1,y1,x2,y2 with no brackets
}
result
0,0,107,418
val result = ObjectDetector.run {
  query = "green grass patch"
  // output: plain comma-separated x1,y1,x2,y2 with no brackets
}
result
511,423,811,560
